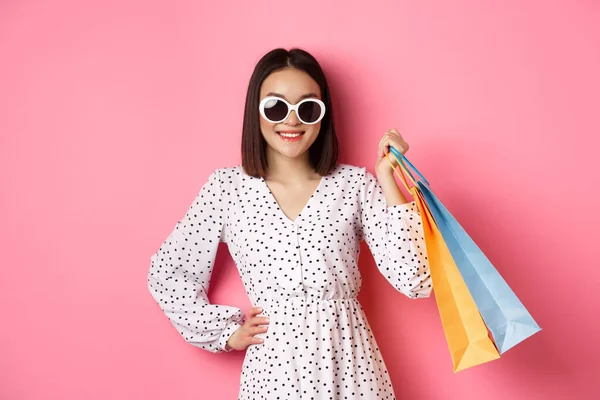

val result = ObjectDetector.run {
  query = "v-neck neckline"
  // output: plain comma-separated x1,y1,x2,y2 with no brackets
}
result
261,174,326,224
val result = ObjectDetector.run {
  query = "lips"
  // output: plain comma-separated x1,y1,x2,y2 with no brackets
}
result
276,130,305,141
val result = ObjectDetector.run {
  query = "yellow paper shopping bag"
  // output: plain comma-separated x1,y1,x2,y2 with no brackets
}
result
387,152,500,372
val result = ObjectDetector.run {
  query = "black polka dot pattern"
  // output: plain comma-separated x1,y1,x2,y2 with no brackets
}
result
148,164,432,399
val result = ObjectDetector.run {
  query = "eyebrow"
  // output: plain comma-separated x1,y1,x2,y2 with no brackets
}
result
265,92,319,100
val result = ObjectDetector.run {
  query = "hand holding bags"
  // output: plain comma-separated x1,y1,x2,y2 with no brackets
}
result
387,147,540,371
385,150,499,372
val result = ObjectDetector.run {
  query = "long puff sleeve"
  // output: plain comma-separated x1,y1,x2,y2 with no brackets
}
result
147,169,245,353
358,168,432,299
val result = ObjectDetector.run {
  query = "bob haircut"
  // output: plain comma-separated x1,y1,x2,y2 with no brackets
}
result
241,48,339,177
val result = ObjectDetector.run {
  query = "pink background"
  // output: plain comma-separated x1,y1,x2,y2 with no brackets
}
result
1,0,598,399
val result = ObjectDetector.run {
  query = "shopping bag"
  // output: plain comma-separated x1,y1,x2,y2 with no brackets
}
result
386,151,500,372
389,146,541,353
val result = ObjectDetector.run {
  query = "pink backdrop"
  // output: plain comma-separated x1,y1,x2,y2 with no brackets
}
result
1,0,598,399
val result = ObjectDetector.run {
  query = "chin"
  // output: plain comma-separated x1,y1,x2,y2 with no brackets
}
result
267,142,306,158
281,148,309,159
266,144,310,160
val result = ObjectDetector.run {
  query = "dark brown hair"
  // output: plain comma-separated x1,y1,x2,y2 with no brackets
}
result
241,48,339,177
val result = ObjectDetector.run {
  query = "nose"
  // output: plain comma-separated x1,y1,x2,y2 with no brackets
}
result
285,109,301,125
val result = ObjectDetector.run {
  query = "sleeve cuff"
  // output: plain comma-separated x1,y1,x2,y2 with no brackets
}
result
216,320,244,352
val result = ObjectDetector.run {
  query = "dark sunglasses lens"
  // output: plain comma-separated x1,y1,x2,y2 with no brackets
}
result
263,99,289,122
298,101,322,123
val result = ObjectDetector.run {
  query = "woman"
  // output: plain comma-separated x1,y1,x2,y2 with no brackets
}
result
148,47,432,399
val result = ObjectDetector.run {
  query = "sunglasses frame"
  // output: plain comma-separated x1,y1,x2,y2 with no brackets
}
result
259,96,326,125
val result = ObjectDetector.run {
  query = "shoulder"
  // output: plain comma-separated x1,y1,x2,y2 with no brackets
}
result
332,163,375,183
208,164,258,190
322,164,376,197
330,163,362,175
212,165,244,180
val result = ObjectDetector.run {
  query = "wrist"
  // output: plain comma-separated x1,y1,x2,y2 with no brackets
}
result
218,320,243,352
375,164,395,180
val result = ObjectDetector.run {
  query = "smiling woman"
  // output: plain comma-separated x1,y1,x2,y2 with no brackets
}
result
241,50,339,178
258,68,327,173
147,47,431,400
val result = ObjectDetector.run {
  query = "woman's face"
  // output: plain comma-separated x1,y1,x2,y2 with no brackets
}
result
259,68,323,161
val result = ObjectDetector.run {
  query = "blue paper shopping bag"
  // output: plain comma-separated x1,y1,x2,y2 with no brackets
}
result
390,146,541,353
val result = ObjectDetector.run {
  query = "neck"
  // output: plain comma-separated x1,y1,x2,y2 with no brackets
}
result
265,148,317,182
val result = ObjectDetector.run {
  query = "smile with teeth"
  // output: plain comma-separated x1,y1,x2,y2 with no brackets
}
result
277,131,305,141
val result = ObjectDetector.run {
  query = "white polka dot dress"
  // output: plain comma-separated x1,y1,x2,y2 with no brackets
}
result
148,164,432,399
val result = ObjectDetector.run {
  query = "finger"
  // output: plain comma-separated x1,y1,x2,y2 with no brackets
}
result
378,137,385,158
388,136,406,153
379,134,390,156
248,337,265,345
382,135,392,155
248,307,263,318
248,316,270,327
394,140,408,154
388,128,403,139
248,325,268,336
390,134,405,149
379,143,389,158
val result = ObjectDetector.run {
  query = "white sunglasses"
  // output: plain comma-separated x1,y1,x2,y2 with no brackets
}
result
259,96,326,125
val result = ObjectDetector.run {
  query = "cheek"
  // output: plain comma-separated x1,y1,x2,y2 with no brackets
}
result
306,123,322,140
259,118,275,137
